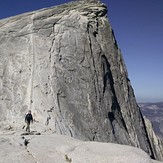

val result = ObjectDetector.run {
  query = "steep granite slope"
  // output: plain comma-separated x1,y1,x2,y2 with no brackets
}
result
0,0,162,160
144,117,163,161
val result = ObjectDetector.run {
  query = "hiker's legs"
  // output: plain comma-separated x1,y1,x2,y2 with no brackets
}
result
26,122,30,132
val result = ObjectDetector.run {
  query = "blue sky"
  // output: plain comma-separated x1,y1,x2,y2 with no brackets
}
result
0,0,162,102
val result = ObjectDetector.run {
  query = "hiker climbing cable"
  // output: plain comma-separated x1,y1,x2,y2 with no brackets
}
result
25,110,33,133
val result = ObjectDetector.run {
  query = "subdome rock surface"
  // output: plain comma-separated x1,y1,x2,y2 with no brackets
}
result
0,133,159,163
0,0,162,160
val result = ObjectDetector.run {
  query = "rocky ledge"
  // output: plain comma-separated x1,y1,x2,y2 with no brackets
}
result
0,131,161,163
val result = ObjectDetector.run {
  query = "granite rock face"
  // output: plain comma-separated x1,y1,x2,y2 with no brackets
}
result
144,117,163,161
0,0,162,160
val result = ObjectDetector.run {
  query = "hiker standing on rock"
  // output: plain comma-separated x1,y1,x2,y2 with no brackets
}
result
25,110,33,133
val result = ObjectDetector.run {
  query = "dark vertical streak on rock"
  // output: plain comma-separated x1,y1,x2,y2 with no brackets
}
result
57,90,73,137
101,54,128,133
140,110,155,159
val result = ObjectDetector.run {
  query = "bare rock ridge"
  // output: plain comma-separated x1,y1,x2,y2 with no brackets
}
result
0,133,160,163
0,0,162,161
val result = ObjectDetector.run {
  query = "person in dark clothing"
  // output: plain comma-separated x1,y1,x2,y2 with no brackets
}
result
25,110,33,133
